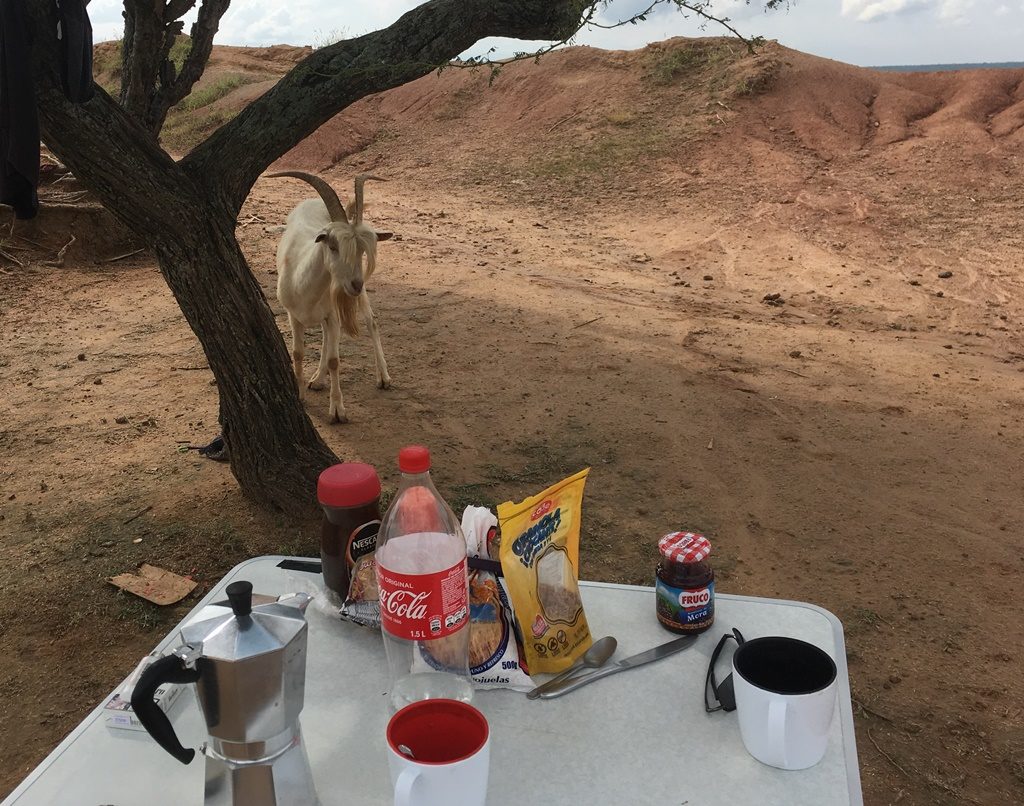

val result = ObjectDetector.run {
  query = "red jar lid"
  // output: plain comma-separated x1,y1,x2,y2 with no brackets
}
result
317,463,381,508
398,445,431,474
658,531,712,563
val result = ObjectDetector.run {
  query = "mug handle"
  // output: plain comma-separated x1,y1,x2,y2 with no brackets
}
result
394,766,421,806
768,698,789,769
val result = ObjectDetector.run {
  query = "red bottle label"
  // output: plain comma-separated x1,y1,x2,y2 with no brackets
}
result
377,558,469,641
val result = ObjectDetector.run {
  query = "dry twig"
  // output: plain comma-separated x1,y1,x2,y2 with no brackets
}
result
123,505,153,525
45,235,76,267
0,247,24,267
868,729,909,777
101,248,146,264
573,315,604,329
546,110,581,134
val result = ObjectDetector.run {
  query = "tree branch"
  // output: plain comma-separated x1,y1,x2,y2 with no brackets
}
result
183,0,593,213
167,0,231,106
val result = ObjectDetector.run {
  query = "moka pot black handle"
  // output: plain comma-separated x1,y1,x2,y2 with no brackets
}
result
130,653,202,764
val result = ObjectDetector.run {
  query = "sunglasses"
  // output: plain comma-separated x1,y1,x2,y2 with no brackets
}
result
704,628,746,713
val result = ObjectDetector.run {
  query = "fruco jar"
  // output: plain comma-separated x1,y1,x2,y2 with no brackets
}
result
655,531,715,635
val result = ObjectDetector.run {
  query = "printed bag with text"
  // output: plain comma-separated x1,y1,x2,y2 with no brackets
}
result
497,469,593,674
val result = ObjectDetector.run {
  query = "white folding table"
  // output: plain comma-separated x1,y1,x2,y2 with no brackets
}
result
3,556,863,805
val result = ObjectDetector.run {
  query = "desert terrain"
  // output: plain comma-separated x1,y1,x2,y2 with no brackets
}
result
1,37,1023,804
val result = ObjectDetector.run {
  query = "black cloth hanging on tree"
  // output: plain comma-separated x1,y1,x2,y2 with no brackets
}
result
0,0,94,221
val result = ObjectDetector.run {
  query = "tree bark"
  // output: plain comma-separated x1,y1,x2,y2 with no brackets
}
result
119,0,230,136
27,0,594,516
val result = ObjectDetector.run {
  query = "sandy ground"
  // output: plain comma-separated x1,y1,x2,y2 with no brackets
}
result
1,38,1023,805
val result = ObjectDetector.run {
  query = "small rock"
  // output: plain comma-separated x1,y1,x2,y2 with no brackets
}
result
132,538,143,544
93,377,103,385
888,674,901,684
34,436,54,445
7,493,14,500
762,293,785,307
114,416,129,424
100,540,115,548
511,248,520,255
937,270,953,279
632,253,652,263
933,373,941,378
909,280,920,286
703,275,713,281
77,353,86,361
935,291,944,298
789,350,802,358
39,482,47,492
943,344,953,349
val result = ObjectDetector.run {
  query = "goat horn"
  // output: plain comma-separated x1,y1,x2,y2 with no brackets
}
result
267,171,349,223
352,174,386,226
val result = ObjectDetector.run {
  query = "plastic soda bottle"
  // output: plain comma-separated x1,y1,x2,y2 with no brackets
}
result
375,445,472,710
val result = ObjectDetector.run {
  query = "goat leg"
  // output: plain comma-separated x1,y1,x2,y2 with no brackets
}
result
324,317,348,423
288,314,307,400
307,324,330,390
359,292,391,389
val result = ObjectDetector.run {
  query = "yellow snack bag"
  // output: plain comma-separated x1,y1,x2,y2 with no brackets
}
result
497,469,593,674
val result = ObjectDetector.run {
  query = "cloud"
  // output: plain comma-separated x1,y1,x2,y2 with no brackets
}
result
840,0,931,22
840,0,979,21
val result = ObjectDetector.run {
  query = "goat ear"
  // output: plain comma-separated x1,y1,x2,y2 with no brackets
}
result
315,232,328,244
375,231,394,241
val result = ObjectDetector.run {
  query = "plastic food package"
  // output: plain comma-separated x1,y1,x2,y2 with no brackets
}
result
461,506,534,691
497,469,593,674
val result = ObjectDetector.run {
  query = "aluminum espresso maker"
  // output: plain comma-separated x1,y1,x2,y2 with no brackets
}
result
131,581,320,805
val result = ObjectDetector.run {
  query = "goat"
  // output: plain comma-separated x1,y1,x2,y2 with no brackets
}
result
269,171,392,423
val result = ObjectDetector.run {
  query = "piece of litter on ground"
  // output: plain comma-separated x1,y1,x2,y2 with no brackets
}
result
132,538,143,544
707,437,714,450
109,563,196,605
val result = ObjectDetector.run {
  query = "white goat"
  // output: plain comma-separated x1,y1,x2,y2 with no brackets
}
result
269,171,392,423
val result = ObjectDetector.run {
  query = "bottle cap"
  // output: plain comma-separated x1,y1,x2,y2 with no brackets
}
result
317,463,382,508
398,445,431,474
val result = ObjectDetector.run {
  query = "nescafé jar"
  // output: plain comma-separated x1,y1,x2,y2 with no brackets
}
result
655,531,715,635
317,463,382,597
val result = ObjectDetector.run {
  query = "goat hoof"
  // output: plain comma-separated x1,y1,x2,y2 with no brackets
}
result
378,378,392,390
331,411,349,424
307,378,326,391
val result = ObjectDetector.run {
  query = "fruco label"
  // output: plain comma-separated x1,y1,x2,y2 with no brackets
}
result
655,578,715,630
377,558,469,641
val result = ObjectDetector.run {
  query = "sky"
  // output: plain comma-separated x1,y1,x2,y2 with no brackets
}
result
88,0,1024,67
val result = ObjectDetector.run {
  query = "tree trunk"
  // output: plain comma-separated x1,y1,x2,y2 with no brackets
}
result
29,9,336,516
152,200,337,515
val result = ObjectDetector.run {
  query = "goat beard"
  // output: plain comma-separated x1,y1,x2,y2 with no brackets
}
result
332,284,361,338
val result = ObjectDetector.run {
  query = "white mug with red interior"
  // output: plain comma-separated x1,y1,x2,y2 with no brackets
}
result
732,636,838,770
386,698,490,806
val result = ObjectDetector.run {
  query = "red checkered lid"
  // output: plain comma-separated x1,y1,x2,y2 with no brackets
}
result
658,531,712,563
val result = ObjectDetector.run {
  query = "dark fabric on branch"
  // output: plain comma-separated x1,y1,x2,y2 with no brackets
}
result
1,0,93,220
0,0,40,219
55,0,93,103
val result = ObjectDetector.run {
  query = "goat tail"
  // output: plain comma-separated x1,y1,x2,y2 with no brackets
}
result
333,285,361,338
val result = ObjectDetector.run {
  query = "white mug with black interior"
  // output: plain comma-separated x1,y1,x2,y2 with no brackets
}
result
706,630,838,771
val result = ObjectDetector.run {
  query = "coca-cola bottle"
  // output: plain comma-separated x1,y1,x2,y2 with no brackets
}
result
375,445,473,710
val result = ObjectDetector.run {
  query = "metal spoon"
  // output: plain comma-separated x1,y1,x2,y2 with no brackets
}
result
526,636,618,700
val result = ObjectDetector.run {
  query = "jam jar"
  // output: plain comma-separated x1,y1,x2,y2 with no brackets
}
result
655,531,715,634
